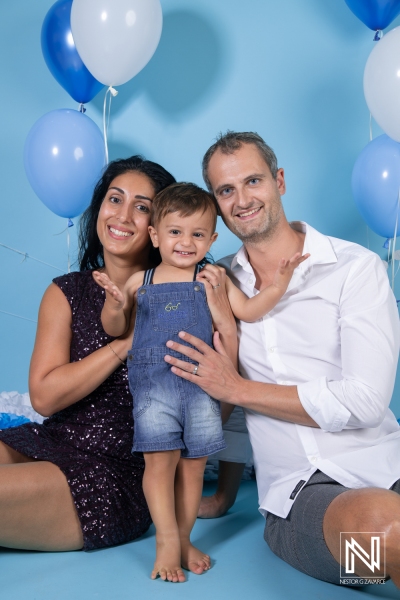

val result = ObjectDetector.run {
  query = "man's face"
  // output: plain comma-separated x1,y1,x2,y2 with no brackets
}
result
207,143,286,244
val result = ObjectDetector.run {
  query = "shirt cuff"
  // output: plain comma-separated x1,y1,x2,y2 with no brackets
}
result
297,377,351,432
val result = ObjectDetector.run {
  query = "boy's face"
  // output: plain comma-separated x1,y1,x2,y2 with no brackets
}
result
149,209,218,268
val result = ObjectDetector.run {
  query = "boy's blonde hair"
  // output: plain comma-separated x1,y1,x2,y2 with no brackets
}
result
151,182,218,232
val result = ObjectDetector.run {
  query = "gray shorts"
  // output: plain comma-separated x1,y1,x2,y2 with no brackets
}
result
264,470,400,585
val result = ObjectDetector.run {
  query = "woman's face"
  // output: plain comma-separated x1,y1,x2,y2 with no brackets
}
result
97,171,156,264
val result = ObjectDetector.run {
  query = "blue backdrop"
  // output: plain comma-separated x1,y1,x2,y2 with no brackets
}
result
1,0,399,413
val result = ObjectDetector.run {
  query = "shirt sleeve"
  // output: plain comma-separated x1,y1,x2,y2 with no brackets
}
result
297,253,399,432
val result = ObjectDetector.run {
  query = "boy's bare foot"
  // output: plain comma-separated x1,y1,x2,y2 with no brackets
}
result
181,541,211,574
198,492,232,518
151,537,185,583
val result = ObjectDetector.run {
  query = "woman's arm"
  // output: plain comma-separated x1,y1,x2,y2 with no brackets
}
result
29,283,133,417
197,264,238,368
196,265,238,423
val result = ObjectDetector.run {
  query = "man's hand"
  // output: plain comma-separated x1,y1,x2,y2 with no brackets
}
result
164,330,241,403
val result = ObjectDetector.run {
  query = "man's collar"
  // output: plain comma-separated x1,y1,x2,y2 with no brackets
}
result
230,221,338,272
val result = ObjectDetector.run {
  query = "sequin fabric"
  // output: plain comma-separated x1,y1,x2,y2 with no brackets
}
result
0,270,151,550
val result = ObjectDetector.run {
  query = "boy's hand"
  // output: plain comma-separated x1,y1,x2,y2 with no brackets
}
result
93,271,125,308
273,252,310,291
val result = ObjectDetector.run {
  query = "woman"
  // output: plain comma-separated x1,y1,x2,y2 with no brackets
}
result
0,156,176,551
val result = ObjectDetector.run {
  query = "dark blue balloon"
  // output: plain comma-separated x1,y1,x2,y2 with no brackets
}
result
24,109,106,219
352,135,400,238
345,0,400,31
41,0,104,104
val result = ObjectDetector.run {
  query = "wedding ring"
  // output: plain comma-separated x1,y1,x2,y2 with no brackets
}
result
212,283,221,289
192,365,199,375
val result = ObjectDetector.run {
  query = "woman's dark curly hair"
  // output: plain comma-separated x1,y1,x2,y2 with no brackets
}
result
78,156,176,271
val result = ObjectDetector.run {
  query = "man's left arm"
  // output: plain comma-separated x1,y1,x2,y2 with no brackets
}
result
164,330,318,427
298,253,399,432
164,254,399,431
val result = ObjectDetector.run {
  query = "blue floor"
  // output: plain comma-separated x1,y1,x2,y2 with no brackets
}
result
1,480,399,600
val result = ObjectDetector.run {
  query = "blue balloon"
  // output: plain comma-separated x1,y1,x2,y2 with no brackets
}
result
24,109,106,219
41,0,104,104
352,134,400,238
345,0,400,31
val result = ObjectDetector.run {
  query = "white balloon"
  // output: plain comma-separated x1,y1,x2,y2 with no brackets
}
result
71,0,163,87
364,26,400,143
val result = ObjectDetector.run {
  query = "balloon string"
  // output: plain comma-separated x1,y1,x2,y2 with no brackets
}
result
391,190,400,290
103,89,109,164
369,113,373,142
103,86,119,164
67,227,70,274
0,243,63,272
0,309,37,324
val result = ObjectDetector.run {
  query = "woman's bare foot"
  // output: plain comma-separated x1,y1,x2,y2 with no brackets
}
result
181,541,211,574
151,536,185,583
198,492,232,519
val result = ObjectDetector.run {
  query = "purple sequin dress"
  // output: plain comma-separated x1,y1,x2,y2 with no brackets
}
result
0,271,151,550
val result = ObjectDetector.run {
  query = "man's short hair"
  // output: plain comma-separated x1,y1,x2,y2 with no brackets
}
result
152,182,218,231
202,131,278,192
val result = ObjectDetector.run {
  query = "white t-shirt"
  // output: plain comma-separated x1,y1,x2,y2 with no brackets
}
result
219,222,400,518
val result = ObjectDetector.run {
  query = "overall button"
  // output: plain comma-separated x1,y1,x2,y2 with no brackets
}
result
194,285,201,291
139,289,146,295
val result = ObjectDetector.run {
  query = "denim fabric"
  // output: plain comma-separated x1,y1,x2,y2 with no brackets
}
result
128,275,226,458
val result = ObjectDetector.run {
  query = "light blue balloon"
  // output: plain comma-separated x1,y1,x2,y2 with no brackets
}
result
351,134,400,238
24,109,105,218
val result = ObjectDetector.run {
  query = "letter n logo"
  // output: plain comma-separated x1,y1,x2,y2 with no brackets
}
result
340,532,385,579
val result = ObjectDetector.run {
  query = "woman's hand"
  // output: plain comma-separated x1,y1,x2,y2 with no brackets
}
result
196,265,235,332
164,330,242,403
196,264,238,369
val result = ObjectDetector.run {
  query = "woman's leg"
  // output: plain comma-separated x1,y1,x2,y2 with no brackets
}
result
0,441,83,551
142,450,185,583
175,456,210,574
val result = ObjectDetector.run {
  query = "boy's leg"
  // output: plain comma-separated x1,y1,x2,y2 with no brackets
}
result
199,460,246,518
142,450,185,583
175,456,210,574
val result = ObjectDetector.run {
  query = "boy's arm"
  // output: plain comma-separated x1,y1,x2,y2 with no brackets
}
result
93,270,144,337
227,253,310,322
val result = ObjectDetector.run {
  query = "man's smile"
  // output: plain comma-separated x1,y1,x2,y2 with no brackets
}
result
235,206,262,219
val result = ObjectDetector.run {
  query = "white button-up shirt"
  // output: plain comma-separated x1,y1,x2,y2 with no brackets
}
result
219,222,400,518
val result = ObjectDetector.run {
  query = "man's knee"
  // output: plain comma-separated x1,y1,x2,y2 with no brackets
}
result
325,487,400,539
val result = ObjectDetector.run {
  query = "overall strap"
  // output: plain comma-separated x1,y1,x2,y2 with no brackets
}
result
193,263,203,280
144,264,201,285
143,268,155,285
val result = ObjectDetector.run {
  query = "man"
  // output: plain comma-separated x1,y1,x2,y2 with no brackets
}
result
165,131,400,585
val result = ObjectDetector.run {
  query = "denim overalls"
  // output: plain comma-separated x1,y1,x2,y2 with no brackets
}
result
127,265,226,458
